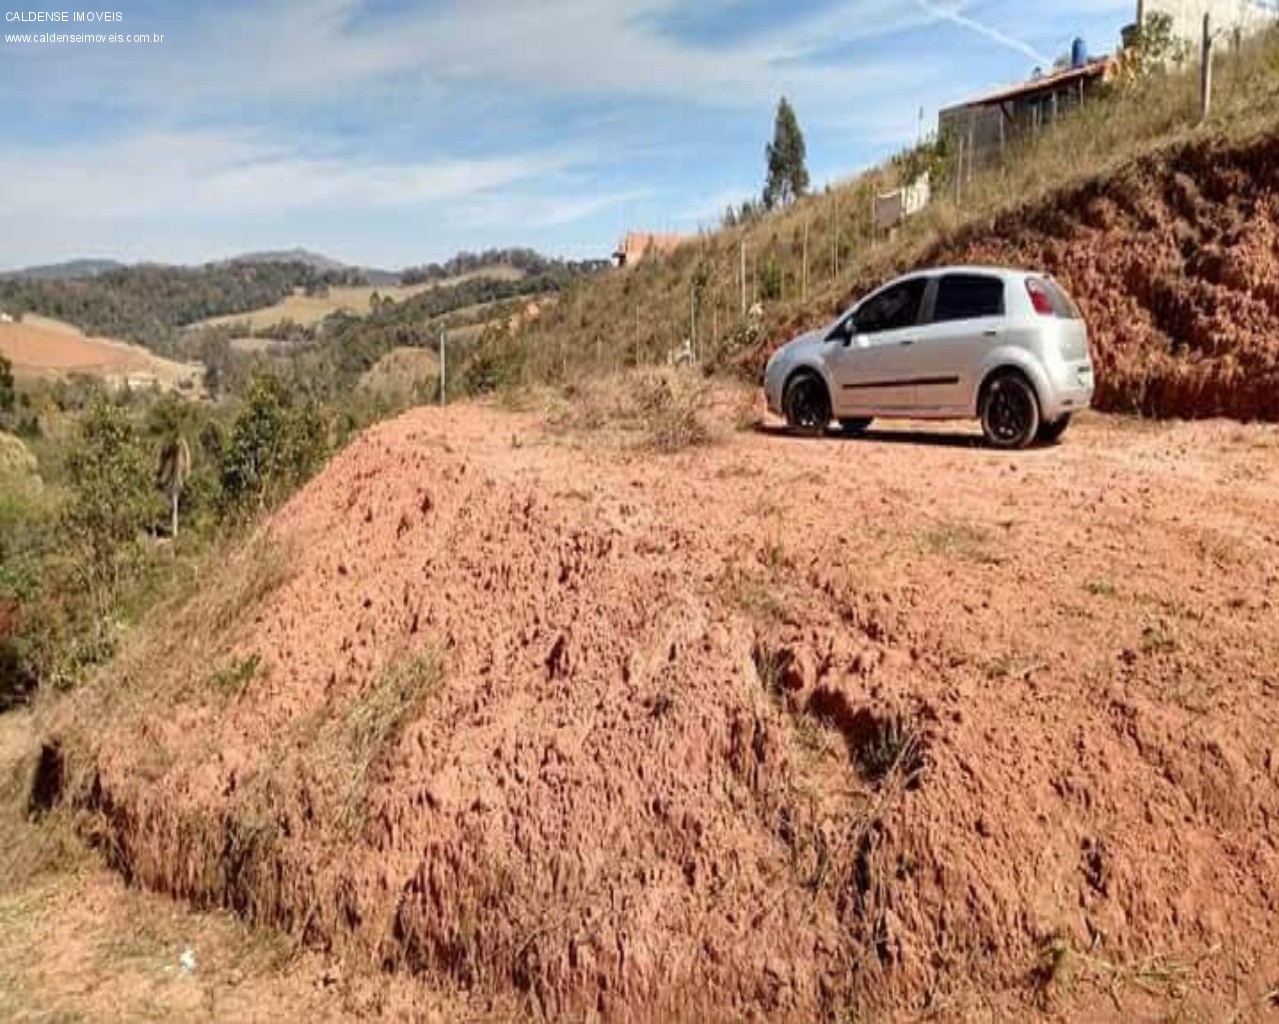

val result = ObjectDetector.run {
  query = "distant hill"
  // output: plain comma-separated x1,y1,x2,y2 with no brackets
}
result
2,259,125,282
0,246,603,350
230,249,401,285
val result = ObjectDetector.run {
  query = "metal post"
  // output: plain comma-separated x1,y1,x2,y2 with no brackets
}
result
1200,13,1213,124
438,328,446,405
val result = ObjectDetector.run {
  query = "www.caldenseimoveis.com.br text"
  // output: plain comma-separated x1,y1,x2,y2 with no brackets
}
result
5,10,163,43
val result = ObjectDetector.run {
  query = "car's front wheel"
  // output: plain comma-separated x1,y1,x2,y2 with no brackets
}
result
1036,414,1072,445
980,371,1040,449
783,371,831,437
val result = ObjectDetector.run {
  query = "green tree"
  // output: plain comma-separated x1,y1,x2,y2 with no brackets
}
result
219,374,329,514
763,97,810,210
1125,11,1191,78
0,354,14,417
63,399,154,598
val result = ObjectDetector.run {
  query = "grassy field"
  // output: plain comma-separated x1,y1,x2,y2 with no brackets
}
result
193,266,527,332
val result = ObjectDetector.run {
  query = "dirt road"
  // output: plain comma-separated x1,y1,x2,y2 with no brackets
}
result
46,395,1279,1022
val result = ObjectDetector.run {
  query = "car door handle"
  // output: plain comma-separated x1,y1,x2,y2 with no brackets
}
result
900,339,916,346
982,329,1000,338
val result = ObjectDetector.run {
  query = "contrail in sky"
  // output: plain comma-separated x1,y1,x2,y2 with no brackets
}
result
916,0,1052,66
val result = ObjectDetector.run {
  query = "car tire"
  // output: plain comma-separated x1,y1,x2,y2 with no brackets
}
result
1036,414,1072,445
838,417,873,435
980,371,1040,450
783,371,831,437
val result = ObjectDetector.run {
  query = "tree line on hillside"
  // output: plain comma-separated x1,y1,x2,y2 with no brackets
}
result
0,249,605,356
184,265,578,402
0,261,346,353
400,248,610,285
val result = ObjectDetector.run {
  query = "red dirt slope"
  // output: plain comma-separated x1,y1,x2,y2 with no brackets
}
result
56,402,1279,1022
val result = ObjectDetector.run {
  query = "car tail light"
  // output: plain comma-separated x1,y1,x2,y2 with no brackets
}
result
1025,278,1055,316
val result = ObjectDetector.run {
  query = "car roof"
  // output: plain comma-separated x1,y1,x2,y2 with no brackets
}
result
898,266,1033,281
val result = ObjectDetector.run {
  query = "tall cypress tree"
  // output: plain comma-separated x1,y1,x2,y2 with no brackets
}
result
763,97,810,210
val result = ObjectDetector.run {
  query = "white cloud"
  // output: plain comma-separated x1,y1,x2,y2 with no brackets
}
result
0,130,569,219
27,0,937,116
0,128,599,266
0,0,1139,267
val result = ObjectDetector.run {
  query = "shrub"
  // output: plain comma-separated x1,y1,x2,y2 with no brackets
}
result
633,370,713,452
218,373,330,516
460,326,528,396
0,354,14,418
62,399,155,594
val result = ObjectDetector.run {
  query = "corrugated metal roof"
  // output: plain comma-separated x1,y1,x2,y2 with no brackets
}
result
943,56,1114,111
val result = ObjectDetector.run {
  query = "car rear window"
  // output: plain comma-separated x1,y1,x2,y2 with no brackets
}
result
932,274,1005,322
1034,276,1082,319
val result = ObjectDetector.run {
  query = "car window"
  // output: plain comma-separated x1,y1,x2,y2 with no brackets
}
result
932,274,1006,323
853,278,927,335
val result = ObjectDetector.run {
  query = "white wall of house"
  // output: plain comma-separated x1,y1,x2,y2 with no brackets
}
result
1141,0,1274,47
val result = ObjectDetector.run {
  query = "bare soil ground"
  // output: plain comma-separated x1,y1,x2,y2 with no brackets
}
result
35,391,1279,1022
0,315,203,392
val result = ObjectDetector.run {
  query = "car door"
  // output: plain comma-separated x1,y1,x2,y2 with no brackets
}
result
830,277,929,415
911,272,1008,413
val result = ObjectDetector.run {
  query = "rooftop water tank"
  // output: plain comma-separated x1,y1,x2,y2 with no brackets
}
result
1071,37,1088,68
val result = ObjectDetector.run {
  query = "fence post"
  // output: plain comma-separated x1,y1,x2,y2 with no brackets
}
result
1200,13,1213,123
832,193,839,279
802,215,809,302
690,279,697,362
739,239,746,315
438,328,446,405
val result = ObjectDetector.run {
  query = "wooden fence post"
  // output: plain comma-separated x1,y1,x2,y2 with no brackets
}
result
1200,13,1213,123
802,216,809,302
438,328,446,405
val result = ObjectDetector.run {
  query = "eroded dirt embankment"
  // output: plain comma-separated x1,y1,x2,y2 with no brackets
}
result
751,131,1279,421
49,405,1279,1022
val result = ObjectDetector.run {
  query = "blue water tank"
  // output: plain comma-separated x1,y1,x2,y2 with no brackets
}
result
1071,37,1088,68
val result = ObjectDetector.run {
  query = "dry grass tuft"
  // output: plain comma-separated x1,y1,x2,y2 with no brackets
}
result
546,368,714,452
0,715,87,896
918,519,1003,566
239,647,448,838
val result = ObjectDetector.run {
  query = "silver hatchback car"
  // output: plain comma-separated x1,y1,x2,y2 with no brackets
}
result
764,266,1095,448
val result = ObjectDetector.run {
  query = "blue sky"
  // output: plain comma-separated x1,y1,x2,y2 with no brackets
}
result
0,0,1137,270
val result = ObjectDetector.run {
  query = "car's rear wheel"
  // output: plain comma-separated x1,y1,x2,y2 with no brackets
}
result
838,417,873,435
1036,414,1072,445
783,371,831,437
980,371,1040,449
